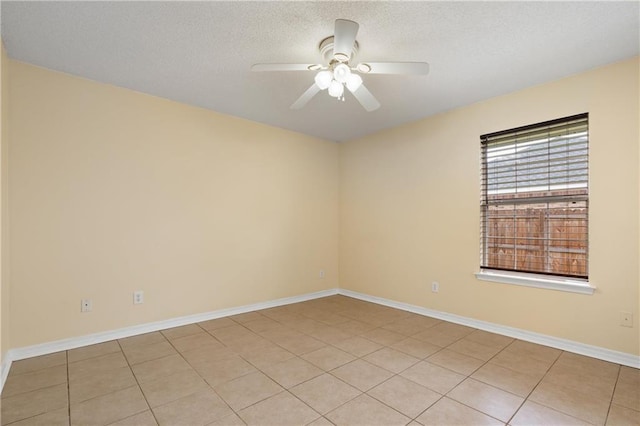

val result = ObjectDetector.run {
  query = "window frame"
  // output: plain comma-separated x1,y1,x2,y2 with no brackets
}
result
477,113,594,294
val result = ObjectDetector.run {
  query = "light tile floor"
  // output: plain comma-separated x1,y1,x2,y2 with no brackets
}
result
1,295,638,425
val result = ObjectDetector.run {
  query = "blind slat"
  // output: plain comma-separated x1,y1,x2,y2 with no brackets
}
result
481,195,588,205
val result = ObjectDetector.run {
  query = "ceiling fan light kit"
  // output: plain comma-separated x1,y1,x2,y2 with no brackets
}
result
314,62,363,101
252,19,430,111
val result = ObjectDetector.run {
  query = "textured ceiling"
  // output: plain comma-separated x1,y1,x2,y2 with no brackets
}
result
1,1,639,142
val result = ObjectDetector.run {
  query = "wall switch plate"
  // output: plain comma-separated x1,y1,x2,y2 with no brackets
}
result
319,270,325,279
431,282,439,293
133,290,144,305
620,311,633,327
81,299,92,312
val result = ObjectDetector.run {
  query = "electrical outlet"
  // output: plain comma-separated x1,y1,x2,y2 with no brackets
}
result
431,282,439,293
81,299,92,312
133,290,144,305
319,270,325,279
620,311,633,327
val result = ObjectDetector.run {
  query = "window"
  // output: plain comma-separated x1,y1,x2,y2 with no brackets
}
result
480,113,589,283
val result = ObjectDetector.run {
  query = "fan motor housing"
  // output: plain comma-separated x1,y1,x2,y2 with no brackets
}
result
319,36,359,63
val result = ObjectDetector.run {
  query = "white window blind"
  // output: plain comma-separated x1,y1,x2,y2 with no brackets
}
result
480,113,588,279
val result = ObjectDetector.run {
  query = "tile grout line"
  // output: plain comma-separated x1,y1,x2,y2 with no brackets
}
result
302,309,467,423
233,307,371,423
405,339,491,423
159,325,243,423
0,356,70,426
466,338,562,425
531,350,622,425
369,316,512,423
283,387,327,425
403,330,557,424
503,347,567,425
412,337,504,424
390,341,456,424
116,338,161,426
320,318,439,424
218,323,327,418
64,351,136,406
66,350,71,426
475,338,530,425
603,364,623,425
182,317,354,425
186,318,257,422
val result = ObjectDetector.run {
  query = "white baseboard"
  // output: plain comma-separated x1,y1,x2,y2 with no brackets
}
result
338,288,640,369
0,288,338,390
1,350,11,392
3,286,638,393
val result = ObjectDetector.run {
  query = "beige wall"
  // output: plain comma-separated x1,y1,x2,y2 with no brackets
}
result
5,55,639,357
340,57,640,355
1,42,8,362
8,61,339,348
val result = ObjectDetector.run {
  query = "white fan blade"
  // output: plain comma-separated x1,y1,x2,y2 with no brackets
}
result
291,83,321,110
349,84,380,112
358,62,430,75
334,19,359,61
252,63,317,72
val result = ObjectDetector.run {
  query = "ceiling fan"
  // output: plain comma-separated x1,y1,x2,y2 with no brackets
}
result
251,19,430,112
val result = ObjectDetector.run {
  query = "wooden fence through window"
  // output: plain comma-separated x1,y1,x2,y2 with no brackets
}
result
483,190,588,277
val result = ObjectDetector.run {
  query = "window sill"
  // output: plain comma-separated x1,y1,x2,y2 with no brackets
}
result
475,270,595,295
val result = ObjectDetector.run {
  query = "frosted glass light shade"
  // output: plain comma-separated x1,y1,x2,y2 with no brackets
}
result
345,74,363,92
333,63,351,83
314,71,332,90
328,80,344,98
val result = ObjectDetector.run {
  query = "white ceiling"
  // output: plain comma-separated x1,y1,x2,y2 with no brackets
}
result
1,1,638,142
